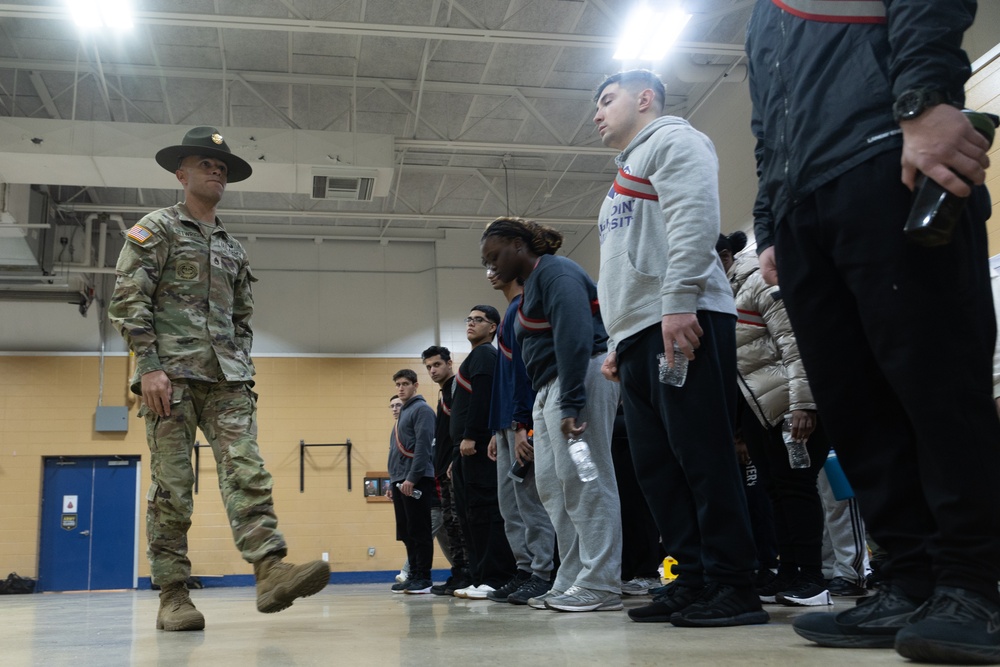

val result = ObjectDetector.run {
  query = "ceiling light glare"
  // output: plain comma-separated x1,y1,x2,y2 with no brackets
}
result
614,5,691,61
67,0,134,30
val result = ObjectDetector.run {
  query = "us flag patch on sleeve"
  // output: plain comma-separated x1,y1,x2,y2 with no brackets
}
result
127,224,152,244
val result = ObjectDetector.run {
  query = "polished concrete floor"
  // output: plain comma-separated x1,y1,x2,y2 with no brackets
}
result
0,585,913,666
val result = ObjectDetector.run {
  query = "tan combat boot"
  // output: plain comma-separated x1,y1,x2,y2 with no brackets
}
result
156,582,206,631
254,555,330,613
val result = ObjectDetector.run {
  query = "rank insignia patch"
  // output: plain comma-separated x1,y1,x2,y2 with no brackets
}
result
127,224,152,244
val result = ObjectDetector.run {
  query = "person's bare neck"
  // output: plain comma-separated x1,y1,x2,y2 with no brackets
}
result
501,281,523,304
184,194,220,224
469,337,491,350
437,372,454,388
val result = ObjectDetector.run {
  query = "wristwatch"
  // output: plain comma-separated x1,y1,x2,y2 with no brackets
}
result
511,421,528,432
892,88,949,124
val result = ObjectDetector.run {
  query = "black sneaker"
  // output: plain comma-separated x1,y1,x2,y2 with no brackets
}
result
627,583,702,623
895,586,1000,664
507,575,552,605
827,576,869,597
756,570,798,604
792,583,922,648
777,577,833,607
402,578,433,595
391,580,409,594
431,576,471,596
487,570,531,602
670,583,770,627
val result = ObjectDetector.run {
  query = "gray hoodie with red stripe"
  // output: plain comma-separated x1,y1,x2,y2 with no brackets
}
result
388,394,436,483
596,115,735,350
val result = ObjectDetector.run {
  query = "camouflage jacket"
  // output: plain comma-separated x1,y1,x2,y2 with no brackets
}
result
108,203,257,394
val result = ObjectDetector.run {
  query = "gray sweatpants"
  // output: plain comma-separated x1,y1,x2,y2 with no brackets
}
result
533,356,622,594
495,427,556,579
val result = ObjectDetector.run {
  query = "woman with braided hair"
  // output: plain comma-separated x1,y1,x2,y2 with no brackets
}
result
480,217,623,613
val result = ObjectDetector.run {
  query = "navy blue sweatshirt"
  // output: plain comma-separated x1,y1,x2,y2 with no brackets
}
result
515,254,608,420
489,294,536,432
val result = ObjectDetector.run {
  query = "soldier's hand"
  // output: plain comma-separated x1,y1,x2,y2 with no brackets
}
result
141,370,172,417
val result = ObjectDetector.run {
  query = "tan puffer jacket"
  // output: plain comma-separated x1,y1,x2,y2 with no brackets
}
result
729,254,816,428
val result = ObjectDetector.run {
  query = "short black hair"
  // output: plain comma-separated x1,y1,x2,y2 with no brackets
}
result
594,69,666,113
421,345,451,362
392,369,418,384
471,304,501,326
389,394,401,403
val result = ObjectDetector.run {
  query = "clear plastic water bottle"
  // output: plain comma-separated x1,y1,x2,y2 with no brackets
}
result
657,341,689,387
568,437,599,482
782,414,810,469
395,482,422,499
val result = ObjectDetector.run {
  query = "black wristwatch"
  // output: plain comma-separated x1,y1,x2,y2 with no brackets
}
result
511,421,528,432
892,88,949,124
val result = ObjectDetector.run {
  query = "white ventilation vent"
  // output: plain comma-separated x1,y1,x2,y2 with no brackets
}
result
310,168,378,201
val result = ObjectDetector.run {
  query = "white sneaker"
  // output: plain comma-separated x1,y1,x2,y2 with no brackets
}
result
395,570,408,584
465,584,495,600
453,584,477,599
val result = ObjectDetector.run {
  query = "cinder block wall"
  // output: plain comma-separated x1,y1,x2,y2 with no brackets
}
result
0,354,446,580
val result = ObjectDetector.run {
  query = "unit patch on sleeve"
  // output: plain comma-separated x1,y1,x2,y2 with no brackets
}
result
126,224,153,244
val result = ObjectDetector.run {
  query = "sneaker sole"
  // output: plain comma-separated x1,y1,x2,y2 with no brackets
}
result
404,587,432,595
777,590,833,607
670,610,770,627
256,562,330,614
896,635,1000,664
793,625,897,649
546,599,624,612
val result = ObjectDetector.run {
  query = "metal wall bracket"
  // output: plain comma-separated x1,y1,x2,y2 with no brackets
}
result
300,439,352,493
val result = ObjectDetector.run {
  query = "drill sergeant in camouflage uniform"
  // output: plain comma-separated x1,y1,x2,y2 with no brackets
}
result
108,126,330,631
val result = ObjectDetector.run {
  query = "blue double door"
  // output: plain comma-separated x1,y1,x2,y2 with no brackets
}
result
38,456,141,591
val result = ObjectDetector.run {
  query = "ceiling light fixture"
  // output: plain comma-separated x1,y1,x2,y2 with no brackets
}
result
66,0,134,30
614,5,691,61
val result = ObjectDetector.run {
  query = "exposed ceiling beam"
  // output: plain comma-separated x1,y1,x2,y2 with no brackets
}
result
27,71,60,119
0,59,606,102
0,5,746,56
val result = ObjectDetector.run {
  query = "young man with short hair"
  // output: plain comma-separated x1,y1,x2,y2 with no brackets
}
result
593,70,765,627
450,306,516,599
387,369,437,594
421,345,472,595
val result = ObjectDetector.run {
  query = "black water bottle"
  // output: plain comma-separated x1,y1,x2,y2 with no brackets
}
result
904,110,999,247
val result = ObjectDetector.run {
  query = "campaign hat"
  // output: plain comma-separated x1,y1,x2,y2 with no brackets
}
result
154,126,252,183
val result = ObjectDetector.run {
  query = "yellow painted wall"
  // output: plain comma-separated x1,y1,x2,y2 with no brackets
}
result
0,355,444,580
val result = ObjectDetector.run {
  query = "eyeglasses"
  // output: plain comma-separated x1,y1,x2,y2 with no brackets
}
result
465,316,490,325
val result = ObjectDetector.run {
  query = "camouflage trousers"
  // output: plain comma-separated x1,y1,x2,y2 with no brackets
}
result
142,379,286,586
437,473,469,573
